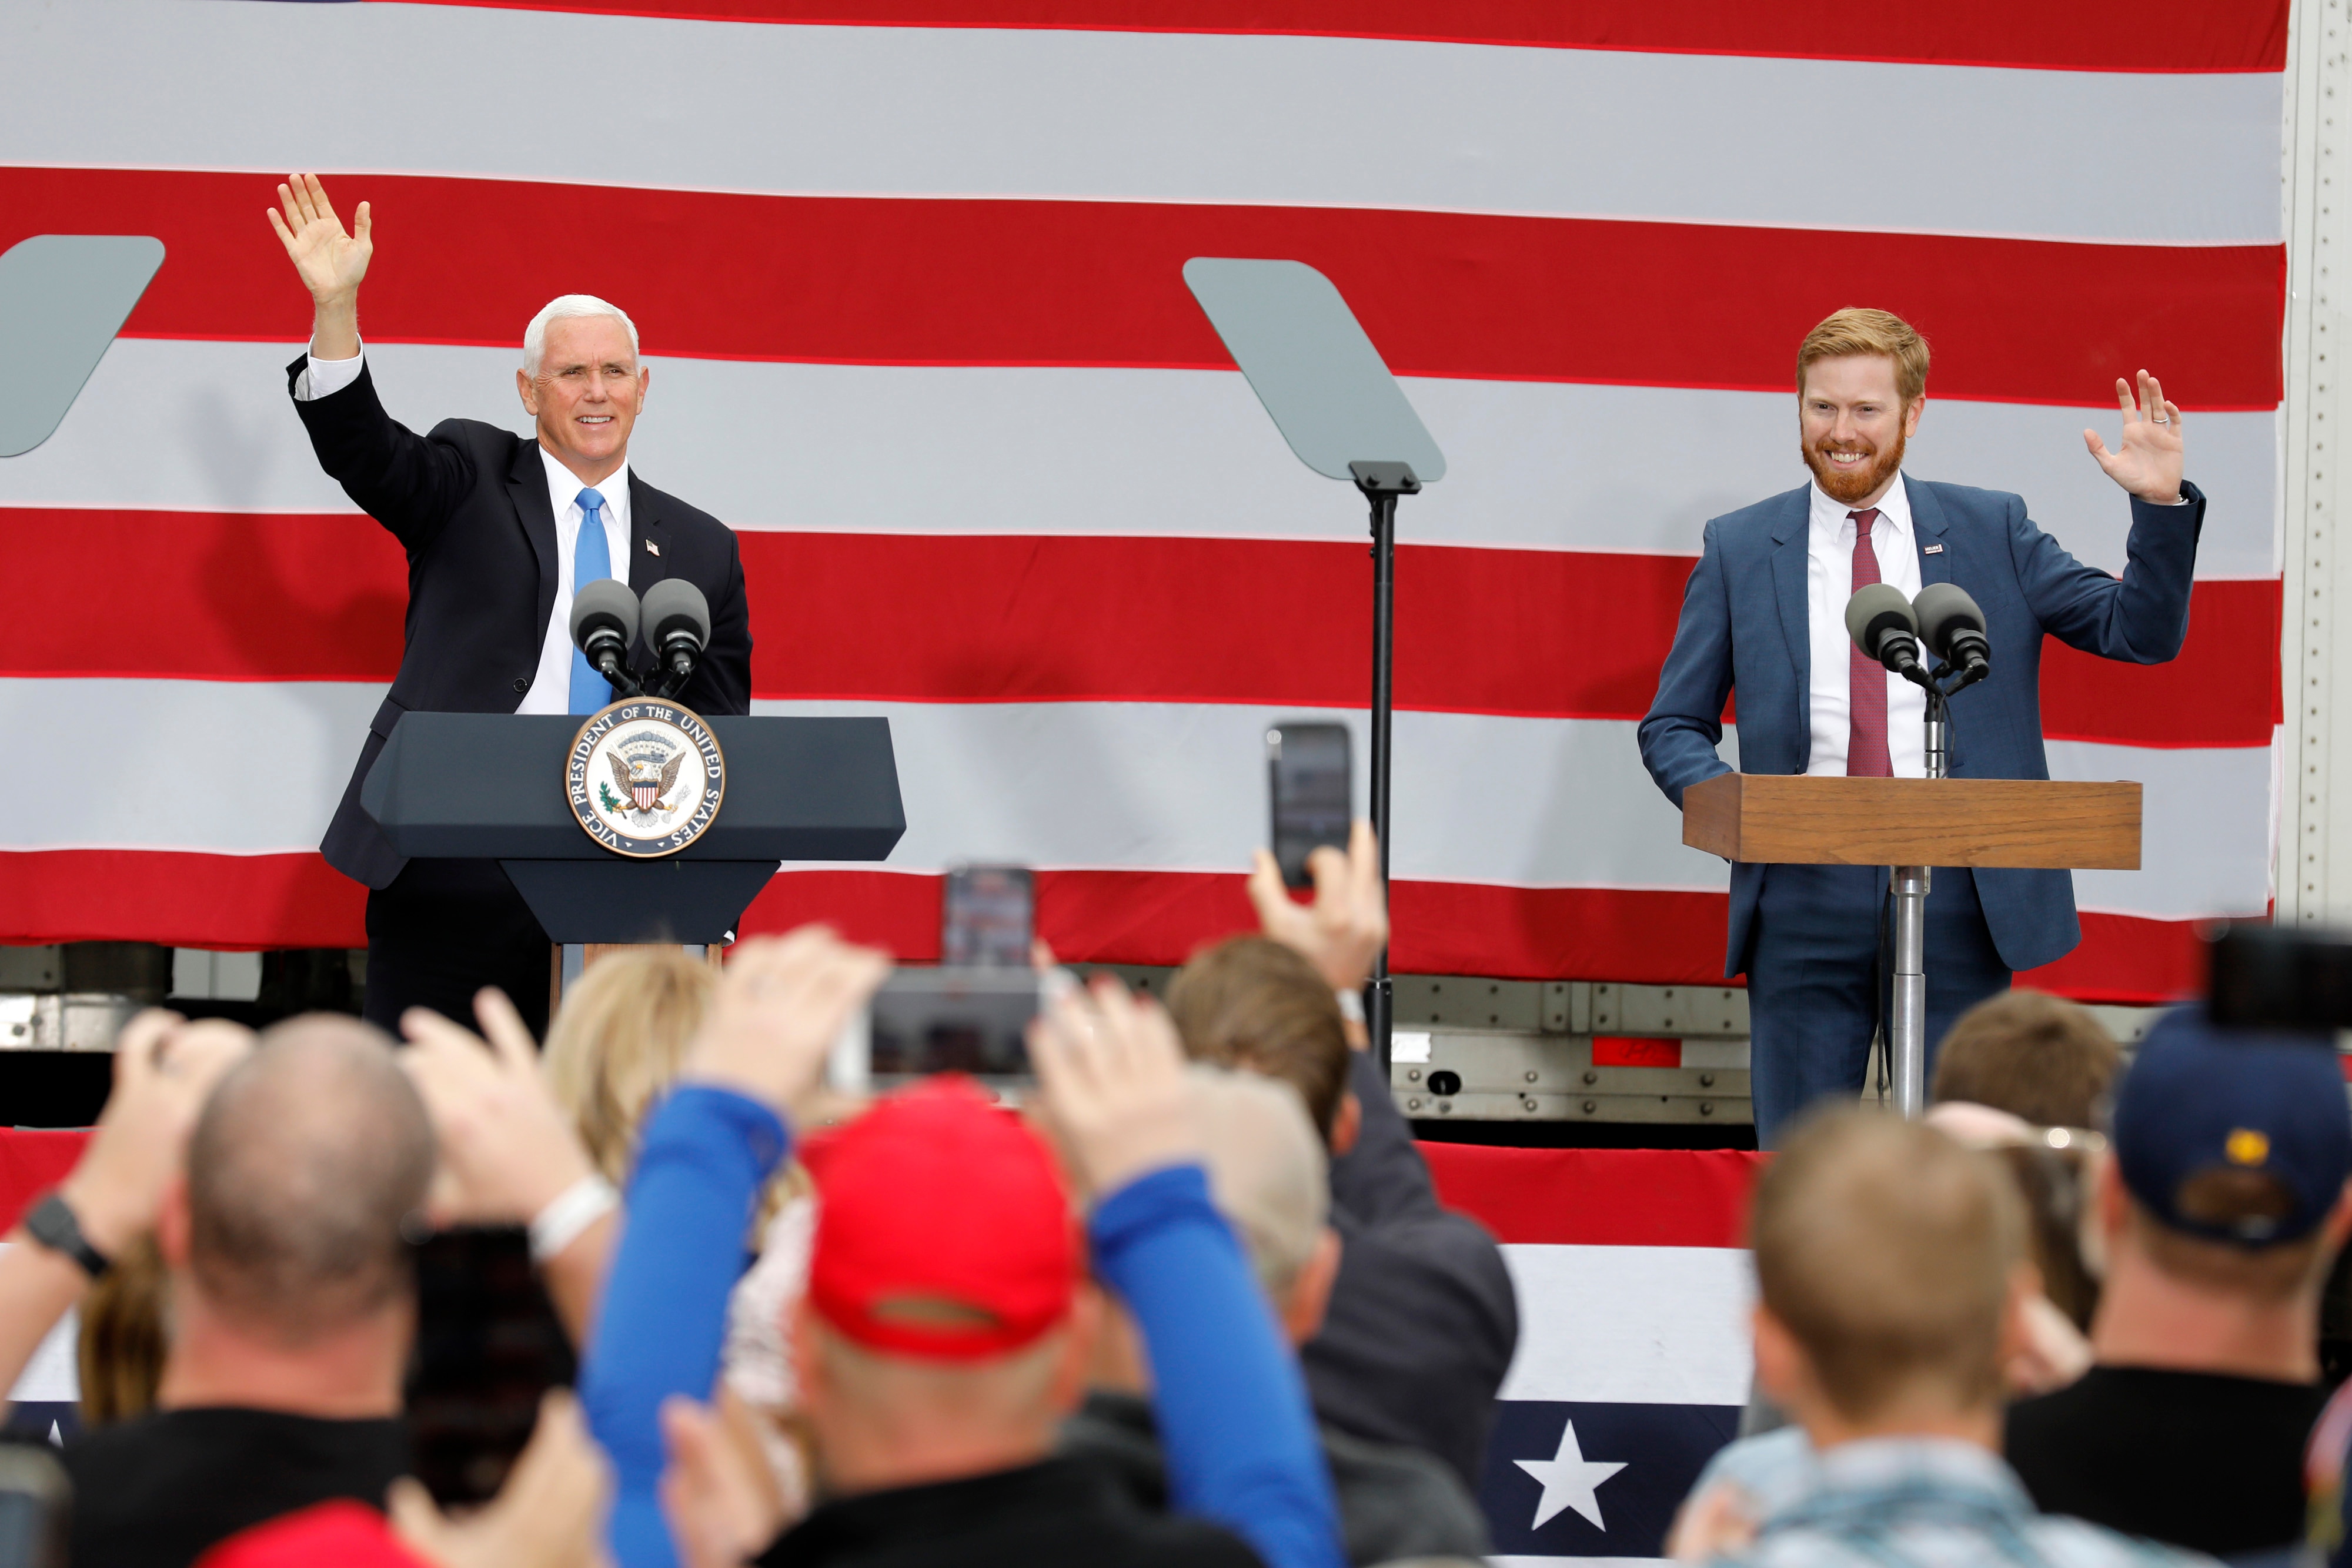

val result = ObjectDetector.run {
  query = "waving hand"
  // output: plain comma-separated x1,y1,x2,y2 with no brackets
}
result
2083,369,2184,506
267,173,371,302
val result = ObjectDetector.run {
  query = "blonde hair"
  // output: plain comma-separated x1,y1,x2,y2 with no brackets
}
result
1750,1109,2024,1422
544,949,717,1186
1797,307,1930,406
78,1235,167,1427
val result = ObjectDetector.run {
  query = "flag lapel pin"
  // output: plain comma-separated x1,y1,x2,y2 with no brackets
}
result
646,540,660,556
1923,544,1943,554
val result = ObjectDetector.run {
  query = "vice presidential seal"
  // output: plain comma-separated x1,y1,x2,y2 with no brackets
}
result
567,700,726,857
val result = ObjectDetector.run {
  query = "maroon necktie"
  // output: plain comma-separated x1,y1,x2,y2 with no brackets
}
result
1846,507,1893,777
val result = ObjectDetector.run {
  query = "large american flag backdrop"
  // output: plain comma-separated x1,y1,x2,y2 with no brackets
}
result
0,1,2286,1001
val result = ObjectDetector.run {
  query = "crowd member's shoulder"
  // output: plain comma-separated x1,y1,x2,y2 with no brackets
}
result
1319,1423,1491,1562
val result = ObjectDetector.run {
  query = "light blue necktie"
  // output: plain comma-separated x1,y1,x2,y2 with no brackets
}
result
567,487,614,714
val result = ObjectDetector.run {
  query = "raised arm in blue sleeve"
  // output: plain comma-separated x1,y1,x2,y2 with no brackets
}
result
578,1085,790,1568
1090,1163,1346,1568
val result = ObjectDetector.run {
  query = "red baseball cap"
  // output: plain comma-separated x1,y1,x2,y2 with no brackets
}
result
804,1076,1078,1360
196,1502,423,1568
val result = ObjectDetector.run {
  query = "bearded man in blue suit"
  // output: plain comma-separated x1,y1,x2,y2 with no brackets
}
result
1639,309,2200,1146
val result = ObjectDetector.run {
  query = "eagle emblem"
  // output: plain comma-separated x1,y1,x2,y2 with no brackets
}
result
609,745,686,815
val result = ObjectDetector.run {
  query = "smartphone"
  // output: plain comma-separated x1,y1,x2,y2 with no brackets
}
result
0,1444,69,1568
942,866,1035,969
1268,723,1352,890
404,1227,577,1507
865,968,1041,1086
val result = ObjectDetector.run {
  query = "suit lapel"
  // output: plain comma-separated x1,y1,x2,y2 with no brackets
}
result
1767,489,1812,771
1907,474,1952,588
507,441,560,638
626,472,664,593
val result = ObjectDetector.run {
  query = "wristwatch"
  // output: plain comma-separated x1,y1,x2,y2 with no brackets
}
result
23,1190,111,1281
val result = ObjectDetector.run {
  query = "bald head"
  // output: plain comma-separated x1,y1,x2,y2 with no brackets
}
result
1188,1067,1329,1298
184,1015,433,1345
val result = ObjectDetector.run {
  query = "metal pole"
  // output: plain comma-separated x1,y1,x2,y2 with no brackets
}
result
1889,865,1932,1115
1890,687,1949,1118
1367,487,1396,1076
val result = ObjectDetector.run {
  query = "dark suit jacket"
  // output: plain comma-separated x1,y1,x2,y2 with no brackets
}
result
1636,474,2204,975
288,356,753,889
1305,1050,1519,1492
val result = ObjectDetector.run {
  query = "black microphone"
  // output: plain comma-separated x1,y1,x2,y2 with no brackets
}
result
1913,583,1992,684
569,579,642,696
1845,584,1926,683
639,579,711,696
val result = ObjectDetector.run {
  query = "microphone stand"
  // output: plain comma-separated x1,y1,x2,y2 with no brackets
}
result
1887,657,1988,1116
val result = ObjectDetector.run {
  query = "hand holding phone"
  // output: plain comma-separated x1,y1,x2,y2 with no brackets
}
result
1267,724,1351,891
1248,817,1388,995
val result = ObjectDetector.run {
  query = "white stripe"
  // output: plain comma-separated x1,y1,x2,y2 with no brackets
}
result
0,1250,77,1405
1496,1243,1756,1406
1,339,2280,577
0,679,2274,921
2051,738,2276,920
0,1,2280,243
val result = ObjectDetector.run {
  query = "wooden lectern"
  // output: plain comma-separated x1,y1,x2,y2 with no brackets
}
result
1681,773,2142,1114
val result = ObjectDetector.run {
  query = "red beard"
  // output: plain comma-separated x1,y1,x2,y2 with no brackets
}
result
1802,423,1907,506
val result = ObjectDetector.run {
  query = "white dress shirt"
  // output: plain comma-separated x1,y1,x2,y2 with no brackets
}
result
1806,473,1925,778
297,343,632,714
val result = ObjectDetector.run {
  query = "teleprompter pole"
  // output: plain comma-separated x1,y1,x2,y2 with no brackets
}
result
1351,461,1420,1077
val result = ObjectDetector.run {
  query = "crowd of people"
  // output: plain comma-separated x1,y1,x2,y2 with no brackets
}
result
2,827,2350,1568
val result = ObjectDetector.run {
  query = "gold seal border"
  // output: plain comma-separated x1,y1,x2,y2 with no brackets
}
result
564,699,728,860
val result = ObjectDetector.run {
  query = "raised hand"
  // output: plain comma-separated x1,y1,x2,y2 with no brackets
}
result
1248,817,1389,996
2082,369,2184,505
62,1011,255,1255
1028,975,1199,1199
400,989,596,1228
266,173,372,305
683,927,891,1126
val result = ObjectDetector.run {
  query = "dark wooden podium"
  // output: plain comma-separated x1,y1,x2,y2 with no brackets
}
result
1682,773,2141,1113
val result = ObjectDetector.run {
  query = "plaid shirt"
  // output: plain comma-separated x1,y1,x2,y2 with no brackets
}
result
1714,1437,2214,1568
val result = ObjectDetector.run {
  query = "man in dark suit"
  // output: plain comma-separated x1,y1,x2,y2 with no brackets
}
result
1639,308,2200,1146
268,174,752,1037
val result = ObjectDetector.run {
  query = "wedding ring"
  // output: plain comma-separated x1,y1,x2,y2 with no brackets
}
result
2153,414,2169,424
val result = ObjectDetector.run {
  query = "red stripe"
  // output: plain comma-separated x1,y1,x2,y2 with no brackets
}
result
0,1124,1750,1246
0,168,2285,408
0,513,2281,747
0,852,367,950
736,867,2214,998
0,852,2207,999
1421,1142,1764,1247
2017,909,2215,1004
391,0,2288,74
2039,576,2283,744
0,1131,93,1232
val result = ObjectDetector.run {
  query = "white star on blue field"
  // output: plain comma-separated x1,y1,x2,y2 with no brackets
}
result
1515,1417,1630,1530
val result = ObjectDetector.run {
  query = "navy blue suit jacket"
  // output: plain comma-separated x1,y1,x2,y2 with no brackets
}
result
1636,474,2205,977
288,356,753,891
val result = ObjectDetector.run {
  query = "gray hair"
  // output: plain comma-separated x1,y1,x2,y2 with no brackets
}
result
1188,1065,1330,1296
523,293,641,379
185,1014,435,1346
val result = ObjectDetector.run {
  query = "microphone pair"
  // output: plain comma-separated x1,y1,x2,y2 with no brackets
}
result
1845,583,1992,688
569,577,713,701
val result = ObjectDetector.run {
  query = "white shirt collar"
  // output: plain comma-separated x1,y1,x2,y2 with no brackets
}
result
1808,469,1910,541
537,445,630,528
